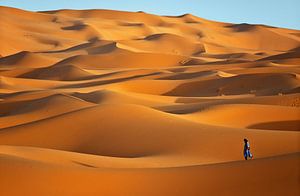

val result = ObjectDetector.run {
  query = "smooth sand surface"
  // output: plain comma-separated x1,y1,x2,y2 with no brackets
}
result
0,6,300,195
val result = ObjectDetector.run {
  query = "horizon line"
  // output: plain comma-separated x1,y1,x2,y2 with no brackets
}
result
2,5,299,31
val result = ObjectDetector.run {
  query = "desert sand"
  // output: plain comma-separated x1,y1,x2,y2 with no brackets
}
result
0,6,300,196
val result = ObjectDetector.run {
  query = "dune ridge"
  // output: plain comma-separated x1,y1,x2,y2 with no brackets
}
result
0,6,300,196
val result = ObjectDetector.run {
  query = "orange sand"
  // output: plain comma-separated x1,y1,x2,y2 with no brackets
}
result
0,6,300,196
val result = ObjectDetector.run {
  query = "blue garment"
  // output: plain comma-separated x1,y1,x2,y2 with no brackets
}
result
244,149,252,159
244,141,253,160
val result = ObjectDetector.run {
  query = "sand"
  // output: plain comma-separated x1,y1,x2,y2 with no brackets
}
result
0,6,300,196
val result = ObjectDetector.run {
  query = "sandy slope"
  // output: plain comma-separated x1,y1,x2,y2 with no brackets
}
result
0,6,300,196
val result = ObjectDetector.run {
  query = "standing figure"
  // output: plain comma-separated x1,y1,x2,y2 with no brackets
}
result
243,138,253,160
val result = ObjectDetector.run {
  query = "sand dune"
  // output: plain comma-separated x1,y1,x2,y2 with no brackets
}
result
0,6,300,196
0,51,58,69
0,147,299,196
182,104,300,130
20,64,95,81
164,73,299,96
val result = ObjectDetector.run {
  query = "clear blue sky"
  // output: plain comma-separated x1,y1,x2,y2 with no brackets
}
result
1,0,299,30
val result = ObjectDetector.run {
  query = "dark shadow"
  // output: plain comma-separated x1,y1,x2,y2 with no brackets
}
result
247,120,300,131
119,22,144,27
40,42,94,53
157,70,214,80
144,33,165,41
56,72,160,89
225,23,256,32
72,161,98,168
258,50,300,61
61,24,86,31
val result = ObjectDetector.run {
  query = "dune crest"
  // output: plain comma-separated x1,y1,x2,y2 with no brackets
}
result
0,6,300,196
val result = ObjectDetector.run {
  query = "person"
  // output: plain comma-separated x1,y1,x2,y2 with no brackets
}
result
243,138,253,160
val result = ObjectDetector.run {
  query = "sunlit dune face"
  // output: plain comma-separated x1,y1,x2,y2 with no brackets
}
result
0,6,300,196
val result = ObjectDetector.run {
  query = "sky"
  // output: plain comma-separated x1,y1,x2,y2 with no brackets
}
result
1,0,299,30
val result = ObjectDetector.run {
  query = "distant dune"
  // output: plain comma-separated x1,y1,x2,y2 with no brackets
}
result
0,6,299,196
